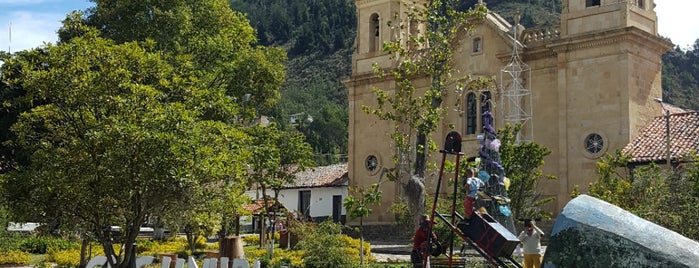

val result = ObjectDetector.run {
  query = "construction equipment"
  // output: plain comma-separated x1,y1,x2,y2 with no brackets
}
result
424,131,521,268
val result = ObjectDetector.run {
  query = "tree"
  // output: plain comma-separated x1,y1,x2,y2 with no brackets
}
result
498,123,556,221
0,29,251,268
343,183,382,265
363,1,488,224
582,150,699,240
81,0,286,116
0,1,289,265
245,123,314,248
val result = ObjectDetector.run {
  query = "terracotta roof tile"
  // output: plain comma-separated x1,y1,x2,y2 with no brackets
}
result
244,198,288,215
287,163,348,188
622,111,699,163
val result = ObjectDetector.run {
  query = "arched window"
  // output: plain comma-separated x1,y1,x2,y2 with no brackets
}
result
466,92,477,134
369,13,380,52
473,37,482,53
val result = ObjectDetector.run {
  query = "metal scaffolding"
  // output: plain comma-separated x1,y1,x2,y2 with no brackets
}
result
500,12,533,143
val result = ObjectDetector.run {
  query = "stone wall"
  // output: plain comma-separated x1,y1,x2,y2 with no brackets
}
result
345,224,412,243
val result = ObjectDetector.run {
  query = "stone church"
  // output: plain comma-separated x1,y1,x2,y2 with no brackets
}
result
344,0,672,224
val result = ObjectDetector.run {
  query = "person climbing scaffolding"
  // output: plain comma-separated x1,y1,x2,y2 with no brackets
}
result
460,168,484,227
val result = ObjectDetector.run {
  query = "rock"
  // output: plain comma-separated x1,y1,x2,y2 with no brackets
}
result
543,194,699,268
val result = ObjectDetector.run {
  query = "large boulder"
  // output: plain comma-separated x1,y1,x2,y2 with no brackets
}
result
543,195,699,268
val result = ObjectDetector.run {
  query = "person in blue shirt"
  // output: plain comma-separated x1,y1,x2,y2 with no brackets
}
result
462,169,485,223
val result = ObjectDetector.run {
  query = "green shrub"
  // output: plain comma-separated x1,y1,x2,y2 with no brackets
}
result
0,249,31,265
341,235,374,263
19,236,78,254
140,239,188,255
46,247,81,266
193,236,207,250
136,238,155,254
297,220,357,268
0,235,22,251
243,234,259,246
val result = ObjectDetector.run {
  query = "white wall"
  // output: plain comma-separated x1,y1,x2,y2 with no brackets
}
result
246,187,348,218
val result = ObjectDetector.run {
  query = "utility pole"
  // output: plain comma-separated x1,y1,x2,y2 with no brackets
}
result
654,98,671,169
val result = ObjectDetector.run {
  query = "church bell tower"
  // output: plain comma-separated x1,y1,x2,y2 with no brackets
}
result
546,0,672,200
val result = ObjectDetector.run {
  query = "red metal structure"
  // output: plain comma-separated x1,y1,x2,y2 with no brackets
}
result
424,131,522,268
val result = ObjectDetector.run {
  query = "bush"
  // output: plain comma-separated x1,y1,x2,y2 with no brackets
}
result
193,236,208,250
136,238,155,254
271,249,304,267
0,235,22,251
140,239,188,256
341,235,374,263
0,249,31,265
243,234,259,246
297,220,357,268
46,248,80,266
19,236,78,254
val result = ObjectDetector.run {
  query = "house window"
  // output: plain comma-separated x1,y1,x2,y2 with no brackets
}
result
473,37,482,53
586,0,600,7
466,92,477,134
584,133,604,154
298,190,311,219
332,195,342,223
369,13,380,52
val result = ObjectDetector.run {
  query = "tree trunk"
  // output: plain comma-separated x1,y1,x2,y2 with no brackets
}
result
359,217,364,265
78,238,89,268
404,174,427,225
234,215,241,236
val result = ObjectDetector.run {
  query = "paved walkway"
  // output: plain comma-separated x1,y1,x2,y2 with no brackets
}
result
369,240,412,262
369,240,539,264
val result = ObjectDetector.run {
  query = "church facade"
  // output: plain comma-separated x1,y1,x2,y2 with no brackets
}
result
344,0,672,224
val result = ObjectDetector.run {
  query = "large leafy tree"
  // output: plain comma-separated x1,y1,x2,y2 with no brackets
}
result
1,1,290,266
661,40,699,110
498,123,556,221
0,28,250,267
363,1,488,224
245,123,314,247
80,0,286,116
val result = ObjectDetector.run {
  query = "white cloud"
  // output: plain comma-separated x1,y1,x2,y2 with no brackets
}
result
0,10,66,52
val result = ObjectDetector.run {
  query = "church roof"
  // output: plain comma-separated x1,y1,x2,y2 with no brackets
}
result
622,110,699,163
285,163,348,189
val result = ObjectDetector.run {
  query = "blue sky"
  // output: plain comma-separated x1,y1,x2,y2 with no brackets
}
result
0,0,697,53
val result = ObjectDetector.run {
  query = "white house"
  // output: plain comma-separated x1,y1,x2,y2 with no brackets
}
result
245,163,348,225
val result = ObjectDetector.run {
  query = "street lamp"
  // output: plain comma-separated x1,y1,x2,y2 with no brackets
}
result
653,98,671,169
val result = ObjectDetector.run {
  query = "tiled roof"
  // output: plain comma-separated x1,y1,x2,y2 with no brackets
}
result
622,111,699,163
286,163,348,188
244,198,288,215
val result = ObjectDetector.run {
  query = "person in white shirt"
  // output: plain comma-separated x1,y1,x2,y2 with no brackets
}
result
518,220,544,268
